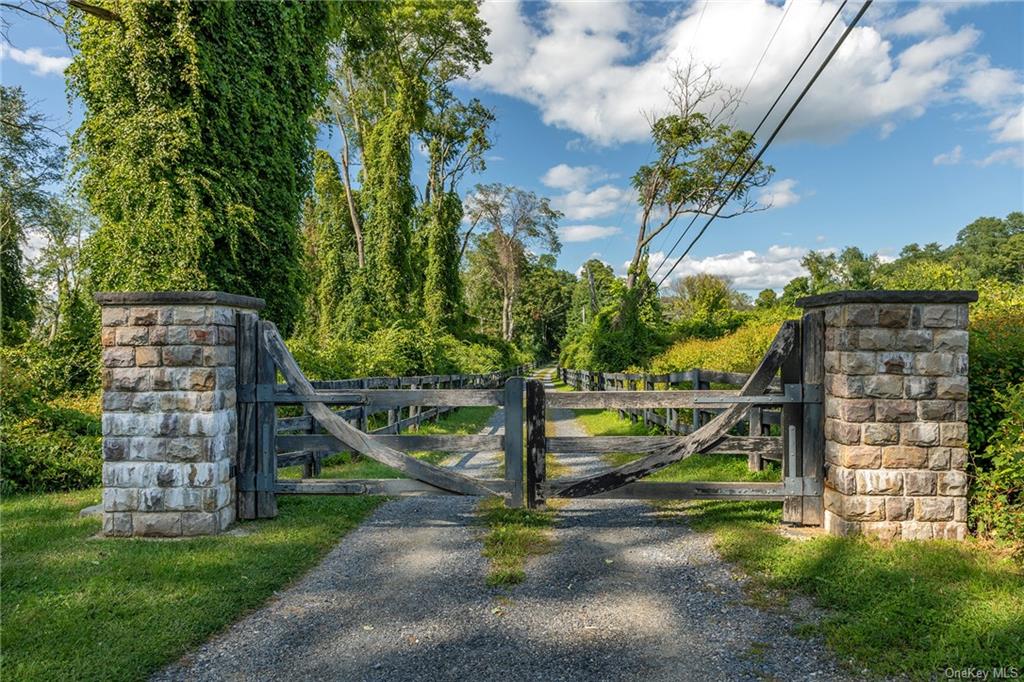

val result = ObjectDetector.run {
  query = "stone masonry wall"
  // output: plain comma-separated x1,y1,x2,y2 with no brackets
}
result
798,291,977,541
96,292,265,537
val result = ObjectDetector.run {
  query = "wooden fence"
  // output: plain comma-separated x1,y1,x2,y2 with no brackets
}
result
558,367,783,471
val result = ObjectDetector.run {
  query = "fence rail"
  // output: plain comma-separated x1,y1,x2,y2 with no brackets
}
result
556,366,783,468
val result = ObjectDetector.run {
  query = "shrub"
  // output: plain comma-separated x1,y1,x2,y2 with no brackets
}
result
649,320,785,375
0,347,102,493
970,382,1024,554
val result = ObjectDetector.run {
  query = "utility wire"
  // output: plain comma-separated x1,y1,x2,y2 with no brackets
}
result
649,0,847,283
656,0,873,289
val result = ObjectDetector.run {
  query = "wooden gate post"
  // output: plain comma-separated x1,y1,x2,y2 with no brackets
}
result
526,379,547,509
781,319,804,524
503,377,525,508
800,309,825,525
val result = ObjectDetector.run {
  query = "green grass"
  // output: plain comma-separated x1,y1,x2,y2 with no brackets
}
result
1,405,500,682
477,497,558,586
1,490,382,682
576,407,1024,678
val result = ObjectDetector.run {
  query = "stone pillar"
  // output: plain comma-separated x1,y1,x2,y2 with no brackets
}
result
95,291,265,537
797,290,977,541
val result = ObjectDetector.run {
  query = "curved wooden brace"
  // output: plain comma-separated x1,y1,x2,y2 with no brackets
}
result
261,323,499,497
550,321,799,498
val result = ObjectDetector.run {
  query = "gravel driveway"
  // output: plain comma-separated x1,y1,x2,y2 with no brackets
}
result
154,376,854,681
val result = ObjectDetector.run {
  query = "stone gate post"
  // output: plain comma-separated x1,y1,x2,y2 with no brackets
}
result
796,290,977,541
95,291,265,537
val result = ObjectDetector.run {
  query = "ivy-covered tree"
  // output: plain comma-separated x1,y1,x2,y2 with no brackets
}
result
514,255,576,359
68,1,337,332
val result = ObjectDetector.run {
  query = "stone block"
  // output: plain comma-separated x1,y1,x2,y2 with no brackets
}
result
882,445,928,469
843,495,886,521
949,447,968,470
165,325,190,345
103,437,129,461
895,329,932,351
132,512,182,537
875,400,917,422
918,400,956,421
927,447,951,470
129,307,160,325
933,522,967,541
878,352,914,375
187,368,217,391
826,465,857,495
181,512,221,535
188,325,218,345
863,375,903,399
933,329,969,352
201,346,234,368
103,512,133,537
840,351,876,374
877,305,912,328
885,497,914,521
939,422,968,447
216,325,236,345
173,306,209,325
103,347,136,368
838,444,882,469
162,345,203,367
101,307,129,326
209,306,234,325
824,510,860,536
936,377,968,400
857,328,895,350
863,422,899,445
862,522,901,541
825,418,862,445
845,305,878,326
136,347,161,367
905,376,936,399
916,352,954,376
921,305,960,328
836,398,875,422
103,391,133,412
901,521,934,540
954,497,967,522
904,471,937,496
824,351,840,373
857,470,903,495
938,470,968,496
954,353,969,375
103,486,140,512
109,368,151,392
115,326,150,346
915,497,954,522
900,422,940,446
101,328,117,346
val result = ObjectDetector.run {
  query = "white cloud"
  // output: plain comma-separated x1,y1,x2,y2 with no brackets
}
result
881,5,949,37
989,106,1024,143
541,163,610,192
469,1,998,146
879,121,897,139
976,147,1024,168
636,244,810,291
758,178,802,209
960,65,1022,108
933,144,963,165
551,184,634,221
0,45,71,75
560,224,622,242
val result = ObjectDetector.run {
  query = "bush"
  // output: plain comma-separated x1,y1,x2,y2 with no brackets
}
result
0,347,102,494
970,382,1024,554
649,320,785,375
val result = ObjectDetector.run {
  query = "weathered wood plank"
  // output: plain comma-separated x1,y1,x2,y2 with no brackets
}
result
267,388,504,407
276,434,503,453
262,323,499,497
276,478,515,496
255,320,278,518
235,312,258,520
781,319,804,525
543,480,786,501
526,379,546,509
504,377,524,508
801,309,825,526
544,435,782,459
549,321,799,498
545,389,742,409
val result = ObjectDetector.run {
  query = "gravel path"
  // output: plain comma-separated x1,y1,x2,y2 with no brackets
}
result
154,374,854,682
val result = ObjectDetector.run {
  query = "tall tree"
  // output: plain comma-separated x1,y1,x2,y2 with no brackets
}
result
68,1,337,332
514,254,576,359
465,184,561,341
626,63,773,289
1,85,62,344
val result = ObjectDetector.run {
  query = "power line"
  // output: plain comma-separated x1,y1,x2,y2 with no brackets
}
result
649,0,848,283
656,0,873,289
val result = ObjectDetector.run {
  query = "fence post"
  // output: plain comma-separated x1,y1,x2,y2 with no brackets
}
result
781,318,804,525
254,320,278,519
643,374,654,428
800,309,825,526
503,377,525,508
526,379,546,509
236,312,259,520
747,406,764,471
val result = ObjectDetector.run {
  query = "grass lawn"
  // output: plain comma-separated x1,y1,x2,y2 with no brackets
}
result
575,407,1024,679
1,405,499,682
477,497,558,586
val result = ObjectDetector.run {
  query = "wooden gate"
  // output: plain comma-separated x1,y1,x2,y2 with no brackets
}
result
535,312,825,526
234,315,530,519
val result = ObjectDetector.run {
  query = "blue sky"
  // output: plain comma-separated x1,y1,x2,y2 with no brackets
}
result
3,1,1022,294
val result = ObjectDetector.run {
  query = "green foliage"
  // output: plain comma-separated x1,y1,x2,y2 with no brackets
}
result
650,317,787,375
513,254,575,360
0,347,101,494
422,191,464,328
970,382,1024,554
478,496,556,586
1,199,33,344
69,0,336,333
949,212,1024,283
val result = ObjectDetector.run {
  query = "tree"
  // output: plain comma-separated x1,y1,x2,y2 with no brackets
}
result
1,85,62,344
755,288,778,309
626,63,773,289
514,254,575,359
950,212,1024,283
565,259,620,335
465,184,561,341
68,1,337,333
665,273,745,322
